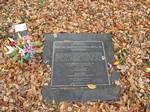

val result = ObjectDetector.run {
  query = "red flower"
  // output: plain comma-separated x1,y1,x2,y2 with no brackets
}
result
9,41,16,46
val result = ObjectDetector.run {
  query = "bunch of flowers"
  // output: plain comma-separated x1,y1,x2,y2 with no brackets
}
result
0,31,35,62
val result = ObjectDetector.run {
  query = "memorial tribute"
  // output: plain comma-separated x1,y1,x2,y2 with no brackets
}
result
42,33,120,102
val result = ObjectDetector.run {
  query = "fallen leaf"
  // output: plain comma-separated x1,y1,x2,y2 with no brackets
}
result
118,48,126,54
115,22,124,30
145,66,150,73
113,60,120,65
67,107,72,112
87,84,96,89
114,80,120,86
39,0,46,6
35,47,43,53
23,101,29,107
52,99,56,105
32,41,43,47
31,15,38,20
143,74,150,77
53,33,58,38
90,103,97,112
59,102,68,112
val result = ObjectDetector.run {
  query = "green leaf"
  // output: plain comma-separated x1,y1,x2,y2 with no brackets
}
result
12,55,19,61
1,33,7,38
18,45,24,48
9,49,18,57
17,33,22,39
32,41,43,46
39,0,45,6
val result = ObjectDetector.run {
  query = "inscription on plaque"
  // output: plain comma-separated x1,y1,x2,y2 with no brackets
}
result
52,41,110,87
42,33,120,102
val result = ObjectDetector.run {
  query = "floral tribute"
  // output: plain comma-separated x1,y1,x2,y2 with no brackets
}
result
0,30,36,62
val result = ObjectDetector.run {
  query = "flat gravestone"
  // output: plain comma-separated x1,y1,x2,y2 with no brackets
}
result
42,33,120,103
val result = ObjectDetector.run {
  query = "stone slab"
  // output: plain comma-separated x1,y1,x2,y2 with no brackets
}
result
42,33,120,102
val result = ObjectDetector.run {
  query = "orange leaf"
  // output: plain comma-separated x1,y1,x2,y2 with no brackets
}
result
116,22,124,30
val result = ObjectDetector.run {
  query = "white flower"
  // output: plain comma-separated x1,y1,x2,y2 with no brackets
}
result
5,45,16,55
17,46,25,57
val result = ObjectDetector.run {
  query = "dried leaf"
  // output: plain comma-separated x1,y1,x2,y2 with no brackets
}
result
114,80,120,86
113,60,120,65
32,41,43,47
87,84,96,89
23,101,29,107
59,102,68,112
67,107,72,112
35,47,43,53
31,15,38,20
115,22,124,30
143,74,150,77
91,104,97,112
145,66,150,73
0,0,150,111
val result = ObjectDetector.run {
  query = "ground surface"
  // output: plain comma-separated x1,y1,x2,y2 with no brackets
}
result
0,0,150,112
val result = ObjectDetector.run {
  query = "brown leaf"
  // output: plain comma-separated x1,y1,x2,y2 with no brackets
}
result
67,107,72,112
16,95,25,102
115,22,124,30
59,102,68,112
90,104,97,112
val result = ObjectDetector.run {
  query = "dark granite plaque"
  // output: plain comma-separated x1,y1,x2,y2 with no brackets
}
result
52,41,110,87
42,33,120,102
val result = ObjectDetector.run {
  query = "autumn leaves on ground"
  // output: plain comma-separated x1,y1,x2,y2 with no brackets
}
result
0,0,150,112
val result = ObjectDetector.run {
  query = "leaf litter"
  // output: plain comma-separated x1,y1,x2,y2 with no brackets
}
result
0,0,150,112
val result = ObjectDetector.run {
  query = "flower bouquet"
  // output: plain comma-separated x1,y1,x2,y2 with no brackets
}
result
1,23,42,63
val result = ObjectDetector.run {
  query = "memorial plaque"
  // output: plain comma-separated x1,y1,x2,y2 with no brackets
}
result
42,33,120,102
52,41,110,86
